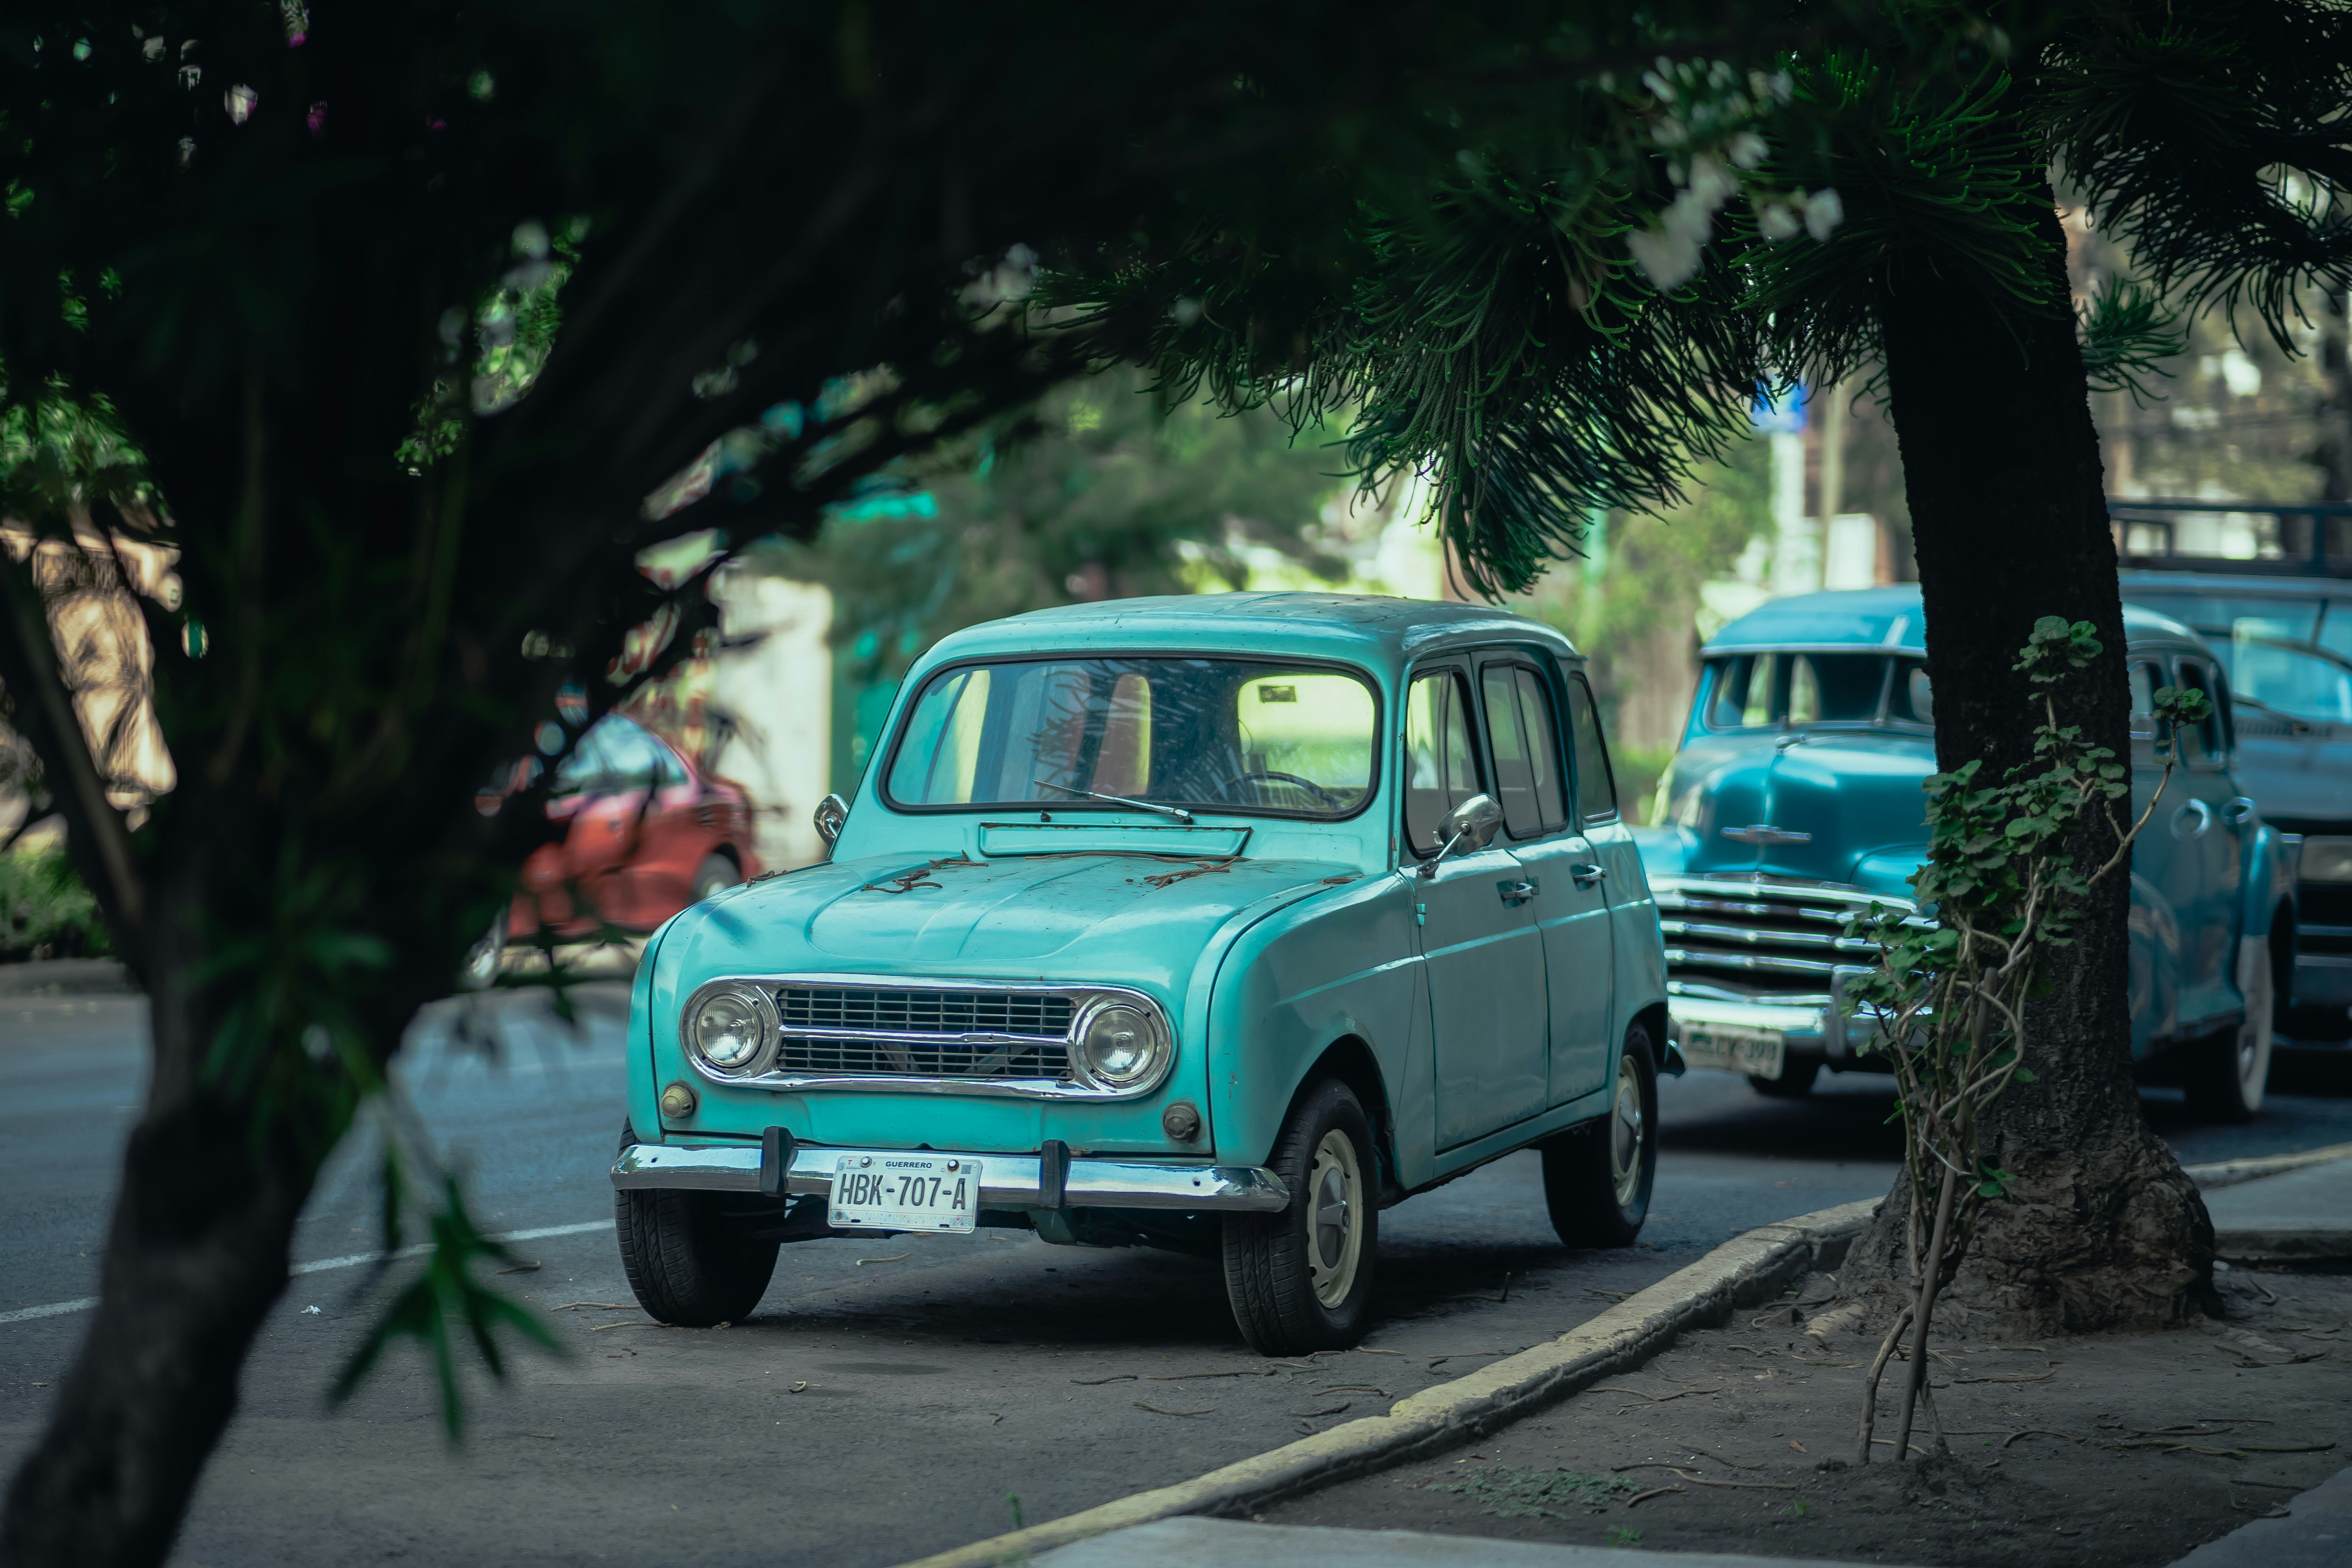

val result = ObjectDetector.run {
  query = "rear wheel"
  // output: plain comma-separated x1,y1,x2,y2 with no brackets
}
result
1544,1023,1659,1248
1222,1079,1378,1355
2184,937,2274,1123
690,852,741,903
615,1124,780,1326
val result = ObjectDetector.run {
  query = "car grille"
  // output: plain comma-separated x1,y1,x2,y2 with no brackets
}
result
1654,876,1911,1005
766,985,1076,1080
2299,886,2352,957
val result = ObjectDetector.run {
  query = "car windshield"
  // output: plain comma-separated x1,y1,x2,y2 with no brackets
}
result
1702,653,1916,729
2123,589,2352,725
885,657,1377,818
553,714,687,797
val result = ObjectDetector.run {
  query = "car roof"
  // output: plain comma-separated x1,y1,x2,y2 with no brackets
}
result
1704,584,2206,657
2119,569,2346,601
918,592,1579,672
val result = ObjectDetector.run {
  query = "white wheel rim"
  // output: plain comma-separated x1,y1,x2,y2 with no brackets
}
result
1308,1129,1365,1309
1610,1054,1645,1209
2236,940,2274,1107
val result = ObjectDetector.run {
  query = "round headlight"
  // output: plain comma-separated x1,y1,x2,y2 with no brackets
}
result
690,987,769,1072
1077,1002,1165,1089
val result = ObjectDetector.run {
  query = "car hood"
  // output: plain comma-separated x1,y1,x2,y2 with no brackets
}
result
658,849,1366,992
1651,728,1934,885
2234,727,2352,830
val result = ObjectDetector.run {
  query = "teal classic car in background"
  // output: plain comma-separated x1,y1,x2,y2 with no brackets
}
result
610,594,1671,1352
1634,586,2297,1121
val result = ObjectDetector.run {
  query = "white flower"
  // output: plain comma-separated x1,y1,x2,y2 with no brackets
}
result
1727,131,1768,170
1758,202,1802,242
1804,188,1846,242
224,84,257,124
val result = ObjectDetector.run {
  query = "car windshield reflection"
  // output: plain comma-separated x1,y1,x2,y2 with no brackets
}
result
883,656,1377,818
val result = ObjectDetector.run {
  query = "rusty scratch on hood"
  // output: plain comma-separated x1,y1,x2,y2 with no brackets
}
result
1142,857,1244,890
862,855,977,895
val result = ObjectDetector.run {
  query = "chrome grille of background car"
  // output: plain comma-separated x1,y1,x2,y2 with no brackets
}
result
1653,877,1908,1006
767,986,1076,1079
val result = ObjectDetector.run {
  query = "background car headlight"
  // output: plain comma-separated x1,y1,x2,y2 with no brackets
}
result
2304,836,2352,885
1076,1001,1168,1089
689,985,771,1072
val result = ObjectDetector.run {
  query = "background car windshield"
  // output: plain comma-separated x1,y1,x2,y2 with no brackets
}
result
2124,590,2352,725
553,714,686,796
887,657,1376,816
1703,653,1900,729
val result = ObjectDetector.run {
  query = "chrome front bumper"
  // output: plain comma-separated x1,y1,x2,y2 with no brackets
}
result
610,1142,1291,1213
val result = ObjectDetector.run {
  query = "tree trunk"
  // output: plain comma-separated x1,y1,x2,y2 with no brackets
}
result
0,835,320,1567
1843,190,2213,1334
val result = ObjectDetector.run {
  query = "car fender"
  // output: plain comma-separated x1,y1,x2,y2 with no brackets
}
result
1199,873,1423,1183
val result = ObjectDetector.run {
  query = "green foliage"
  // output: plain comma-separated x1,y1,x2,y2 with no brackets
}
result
2076,277,2185,401
0,841,110,960
761,368,1354,697
2041,2,2352,350
1435,1465,1640,1519
330,1171,564,1440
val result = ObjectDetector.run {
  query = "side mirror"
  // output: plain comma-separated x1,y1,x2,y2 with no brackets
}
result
1418,793,1503,877
813,792,848,849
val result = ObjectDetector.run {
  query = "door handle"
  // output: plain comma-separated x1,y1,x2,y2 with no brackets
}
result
1496,878,1538,906
1570,863,1605,886
2171,799,2212,840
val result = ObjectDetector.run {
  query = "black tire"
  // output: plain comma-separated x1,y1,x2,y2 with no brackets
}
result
690,852,741,904
2182,937,2274,1124
614,1124,779,1326
1749,1057,1820,1098
1222,1079,1379,1355
1544,1022,1659,1248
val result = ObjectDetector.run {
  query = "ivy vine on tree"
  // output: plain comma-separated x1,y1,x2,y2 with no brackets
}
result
1842,617,2211,1465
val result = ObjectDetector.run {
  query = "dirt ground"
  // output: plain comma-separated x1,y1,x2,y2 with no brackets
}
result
1260,1266,2352,1567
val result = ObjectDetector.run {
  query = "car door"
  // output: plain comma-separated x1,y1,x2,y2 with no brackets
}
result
1475,657,1616,1107
2169,654,2246,1027
1405,661,1551,1148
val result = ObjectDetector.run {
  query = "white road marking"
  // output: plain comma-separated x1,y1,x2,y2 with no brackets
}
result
0,1219,614,1327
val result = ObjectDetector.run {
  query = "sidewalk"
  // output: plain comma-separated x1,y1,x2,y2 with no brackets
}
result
1015,1153,2352,1568
2205,1157,2352,1264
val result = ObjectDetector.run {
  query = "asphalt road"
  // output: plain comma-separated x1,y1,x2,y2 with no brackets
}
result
2,987,2347,1567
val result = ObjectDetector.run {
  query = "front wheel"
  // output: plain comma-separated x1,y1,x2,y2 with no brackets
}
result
1222,1079,1379,1355
1544,1022,1659,1248
1749,1056,1820,1098
2184,936,2274,1123
615,1125,780,1326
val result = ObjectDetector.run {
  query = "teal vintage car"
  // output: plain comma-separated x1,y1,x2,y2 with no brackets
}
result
608,593,1671,1352
1634,586,2297,1121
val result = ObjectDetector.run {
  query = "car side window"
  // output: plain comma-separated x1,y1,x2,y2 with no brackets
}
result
1479,666,1546,839
1562,672,1620,825
1512,668,1569,832
1403,669,1481,855
2173,658,2227,767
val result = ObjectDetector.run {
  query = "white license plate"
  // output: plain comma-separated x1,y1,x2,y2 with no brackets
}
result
1681,1025,1787,1079
829,1155,981,1234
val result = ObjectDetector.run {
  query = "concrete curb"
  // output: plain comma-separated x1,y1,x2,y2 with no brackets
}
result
892,1197,1880,1568
2183,1143,2352,1191
0,958,135,997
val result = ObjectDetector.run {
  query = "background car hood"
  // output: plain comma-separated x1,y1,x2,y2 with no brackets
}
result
1654,729,1933,885
662,849,1364,987
2234,726,2352,829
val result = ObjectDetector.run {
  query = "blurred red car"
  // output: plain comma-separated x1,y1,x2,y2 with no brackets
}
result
470,714,761,983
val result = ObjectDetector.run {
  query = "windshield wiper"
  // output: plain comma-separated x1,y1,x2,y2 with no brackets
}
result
1033,778,1194,824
